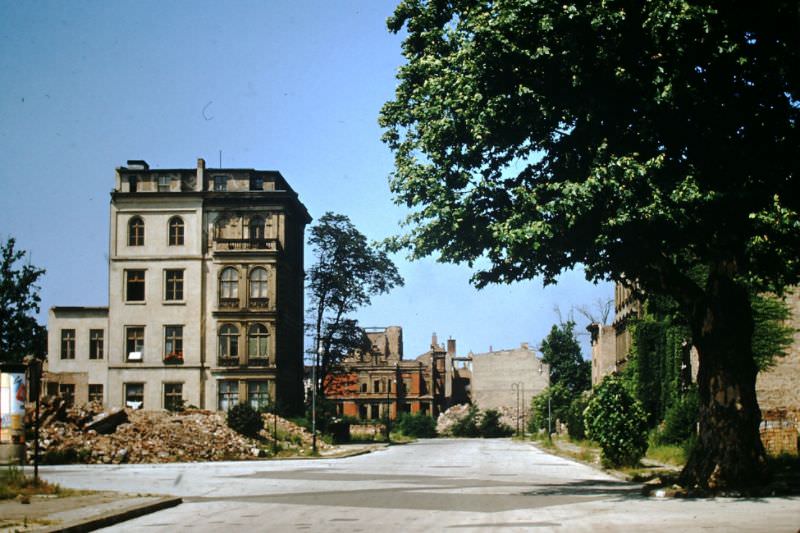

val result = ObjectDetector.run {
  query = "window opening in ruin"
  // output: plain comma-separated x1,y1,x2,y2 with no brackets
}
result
128,216,144,246
249,216,264,241
125,383,144,409
164,383,183,411
168,216,184,245
126,269,145,301
158,176,170,192
89,329,104,359
218,380,238,411
88,384,103,404
126,326,145,361
214,175,227,191
373,380,380,393
59,383,75,406
128,175,138,192
249,176,264,191
61,329,75,359
247,381,269,411
165,269,184,300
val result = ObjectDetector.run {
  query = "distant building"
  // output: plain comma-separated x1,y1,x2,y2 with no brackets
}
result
323,329,469,419
45,159,310,414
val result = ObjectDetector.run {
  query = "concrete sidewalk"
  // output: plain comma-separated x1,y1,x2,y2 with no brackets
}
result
0,492,181,532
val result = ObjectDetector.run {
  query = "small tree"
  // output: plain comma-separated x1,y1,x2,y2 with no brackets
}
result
478,409,514,438
227,403,263,439
1,238,46,363
541,321,591,394
585,376,648,467
397,412,437,438
307,213,404,397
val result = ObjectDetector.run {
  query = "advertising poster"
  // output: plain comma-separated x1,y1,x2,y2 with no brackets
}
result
0,372,26,443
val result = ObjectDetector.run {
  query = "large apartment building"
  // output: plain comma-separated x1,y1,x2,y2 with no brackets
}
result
45,159,310,414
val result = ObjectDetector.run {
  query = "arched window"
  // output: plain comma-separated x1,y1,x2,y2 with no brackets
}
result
168,216,184,246
218,324,239,363
247,324,269,361
249,216,264,241
249,268,268,306
219,267,238,306
128,216,144,246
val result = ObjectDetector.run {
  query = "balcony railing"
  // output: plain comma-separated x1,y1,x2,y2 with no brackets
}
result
215,238,279,251
248,297,269,309
247,357,269,367
218,357,239,367
219,298,239,309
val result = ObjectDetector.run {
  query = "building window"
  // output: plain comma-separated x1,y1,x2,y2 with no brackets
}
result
60,329,76,359
248,268,268,306
126,326,145,361
158,176,170,192
59,383,75,406
218,380,238,411
213,176,227,191
247,381,269,411
373,380,380,393
128,216,144,246
360,383,367,393
358,404,368,419
249,176,264,191
88,384,103,404
128,175,138,192
125,383,144,409
247,324,269,365
218,324,239,364
89,329,104,359
219,267,238,306
165,269,184,301
126,270,145,301
168,216,184,246
164,383,183,411
164,326,183,362
248,216,264,241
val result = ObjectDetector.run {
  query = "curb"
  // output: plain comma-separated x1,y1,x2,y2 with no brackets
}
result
40,496,182,533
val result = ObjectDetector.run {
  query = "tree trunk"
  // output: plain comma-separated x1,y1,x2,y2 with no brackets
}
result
680,269,766,490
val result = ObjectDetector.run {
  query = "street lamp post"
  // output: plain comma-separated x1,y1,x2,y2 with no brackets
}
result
538,363,552,439
312,344,322,455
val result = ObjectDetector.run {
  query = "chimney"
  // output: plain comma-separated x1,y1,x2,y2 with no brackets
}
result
196,158,205,191
521,342,529,351
447,338,456,357
431,332,438,349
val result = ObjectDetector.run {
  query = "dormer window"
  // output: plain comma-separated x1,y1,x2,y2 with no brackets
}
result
249,176,264,191
213,176,227,191
158,176,170,192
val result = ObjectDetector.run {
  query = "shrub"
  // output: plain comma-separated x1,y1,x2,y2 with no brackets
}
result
528,383,571,434
654,388,699,445
227,402,263,438
478,409,513,438
451,405,481,437
585,376,648,467
566,392,590,441
397,413,437,438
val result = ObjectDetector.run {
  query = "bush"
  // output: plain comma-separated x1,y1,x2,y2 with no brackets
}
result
585,376,648,467
397,413,437,438
566,392,590,441
653,388,699,445
451,405,481,437
528,384,571,434
227,402,263,438
478,409,513,438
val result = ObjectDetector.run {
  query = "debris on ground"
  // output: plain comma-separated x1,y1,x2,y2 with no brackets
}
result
24,397,330,464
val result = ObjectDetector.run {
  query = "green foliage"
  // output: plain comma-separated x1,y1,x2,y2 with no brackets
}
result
585,376,649,467
307,212,404,393
0,238,46,363
226,403,263,439
541,321,591,394
566,392,590,441
528,383,571,433
653,388,700,446
397,413,437,438
478,409,513,438
450,405,481,437
751,292,795,371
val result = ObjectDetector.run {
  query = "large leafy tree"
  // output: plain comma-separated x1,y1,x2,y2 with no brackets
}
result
307,213,404,395
1,238,46,363
380,1,799,489
540,320,590,394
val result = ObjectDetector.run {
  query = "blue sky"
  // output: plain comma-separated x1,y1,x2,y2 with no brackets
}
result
0,1,611,359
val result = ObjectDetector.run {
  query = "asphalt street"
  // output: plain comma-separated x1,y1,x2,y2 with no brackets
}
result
37,439,799,532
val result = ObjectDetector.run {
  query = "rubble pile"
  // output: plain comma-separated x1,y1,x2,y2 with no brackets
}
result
24,398,326,464
258,413,332,451
436,404,471,435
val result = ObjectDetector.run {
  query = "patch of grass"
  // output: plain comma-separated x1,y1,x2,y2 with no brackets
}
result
646,443,687,466
0,465,68,500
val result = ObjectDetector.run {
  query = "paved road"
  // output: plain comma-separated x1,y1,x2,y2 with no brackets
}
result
39,439,799,532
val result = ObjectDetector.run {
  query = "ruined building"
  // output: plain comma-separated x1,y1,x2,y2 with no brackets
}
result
45,159,311,413
323,329,469,419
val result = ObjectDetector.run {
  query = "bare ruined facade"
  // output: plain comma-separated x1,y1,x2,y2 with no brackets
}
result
46,159,310,414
